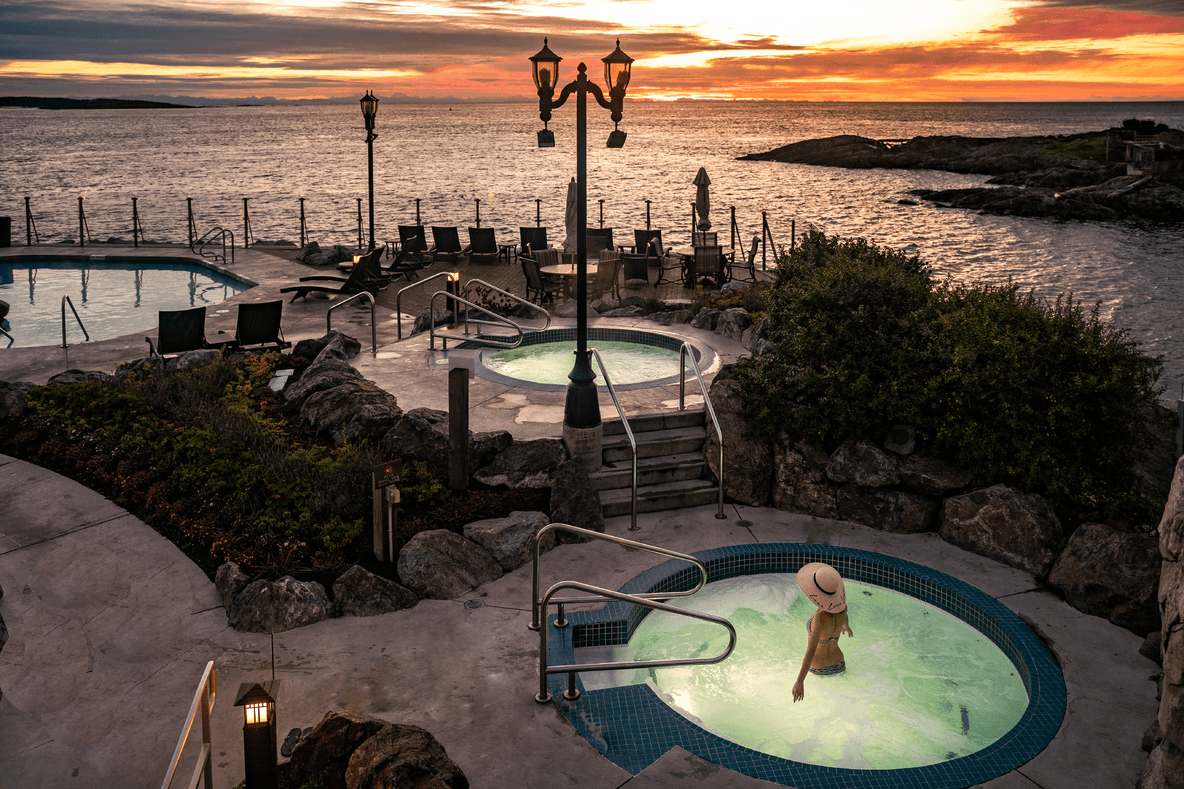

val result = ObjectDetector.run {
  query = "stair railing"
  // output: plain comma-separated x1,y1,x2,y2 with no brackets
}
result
159,660,216,789
1,324,13,348
679,343,726,519
462,278,551,334
191,227,235,264
427,290,526,351
61,295,89,347
589,348,638,531
530,524,735,703
395,271,451,339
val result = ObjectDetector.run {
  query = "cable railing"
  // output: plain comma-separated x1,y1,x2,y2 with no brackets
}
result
679,342,726,520
530,524,736,703
589,348,638,531
326,291,377,357
159,660,216,789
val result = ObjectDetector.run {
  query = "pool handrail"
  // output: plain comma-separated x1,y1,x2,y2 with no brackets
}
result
530,524,709,631
679,342,726,519
462,278,551,333
589,348,638,532
192,226,235,265
427,290,524,350
60,295,89,348
159,660,216,789
326,290,377,357
1,324,13,348
395,271,452,340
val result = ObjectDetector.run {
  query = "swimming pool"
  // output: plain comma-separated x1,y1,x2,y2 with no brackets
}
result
460,327,716,391
545,544,1065,788
0,256,250,348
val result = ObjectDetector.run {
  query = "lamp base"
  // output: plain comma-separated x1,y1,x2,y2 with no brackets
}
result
563,423,603,472
538,129,555,148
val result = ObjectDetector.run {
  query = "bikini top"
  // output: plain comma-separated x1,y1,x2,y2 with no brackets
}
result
806,616,841,643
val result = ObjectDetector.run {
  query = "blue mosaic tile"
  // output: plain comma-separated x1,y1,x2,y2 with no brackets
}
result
543,543,1066,789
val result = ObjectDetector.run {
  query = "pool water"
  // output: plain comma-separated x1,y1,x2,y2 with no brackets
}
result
481,340,683,387
0,258,248,348
578,573,1029,770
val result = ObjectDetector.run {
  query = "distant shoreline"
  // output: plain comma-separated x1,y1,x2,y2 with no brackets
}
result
0,97,196,110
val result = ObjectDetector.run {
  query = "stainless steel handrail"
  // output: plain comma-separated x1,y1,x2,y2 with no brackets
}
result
536,578,736,703
395,271,451,339
679,343,726,519
160,660,216,789
326,291,377,357
428,291,524,350
61,295,89,347
530,524,709,631
192,227,235,264
462,278,551,333
0,325,13,348
589,348,638,532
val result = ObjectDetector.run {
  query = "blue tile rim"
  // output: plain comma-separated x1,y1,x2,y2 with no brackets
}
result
546,543,1066,788
1,254,257,288
458,326,716,392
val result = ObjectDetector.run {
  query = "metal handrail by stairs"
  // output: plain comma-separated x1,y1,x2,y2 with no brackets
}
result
326,291,377,357
679,343,726,519
1,325,13,348
462,278,551,334
530,524,735,703
395,271,452,339
160,660,216,789
61,295,89,347
191,227,235,264
428,290,527,351
589,348,638,532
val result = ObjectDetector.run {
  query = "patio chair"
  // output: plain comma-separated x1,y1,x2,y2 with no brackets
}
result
280,248,391,302
585,233,610,262
633,229,663,255
692,231,718,247
431,226,464,263
686,245,728,290
591,249,621,300
468,227,499,265
731,235,760,282
521,255,560,304
146,305,209,357
587,227,615,252
227,300,291,352
653,238,683,287
520,227,548,260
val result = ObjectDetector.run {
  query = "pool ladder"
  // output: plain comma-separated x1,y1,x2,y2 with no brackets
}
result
426,279,551,351
530,524,737,703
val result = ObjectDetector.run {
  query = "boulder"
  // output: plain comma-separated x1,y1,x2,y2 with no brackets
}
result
740,317,769,351
281,360,365,409
344,723,469,789
648,309,692,325
463,511,553,571
1161,456,1184,563
282,710,387,789
474,439,567,489
590,297,618,313
214,561,251,610
690,308,720,331
166,349,221,372
601,305,645,318
226,576,331,633
1142,630,1164,666
837,485,939,533
772,439,839,518
302,381,403,445
410,307,455,337
299,244,354,268
883,424,916,456
396,530,502,600
704,370,772,506
0,380,36,420
714,308,752,342
380,409,512,470
1047,522,1161,635
898,455,971,497
295,241,322,263
826,439,901,488
939,485,1063,577
332,565,418,617
46,369,114,386
114,357,164,382
752,338,775,356
549,457,605,540
292,330,362,362
471,430,513,470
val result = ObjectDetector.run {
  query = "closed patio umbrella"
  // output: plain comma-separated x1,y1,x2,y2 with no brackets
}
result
694,167,711,231
563,177,578,253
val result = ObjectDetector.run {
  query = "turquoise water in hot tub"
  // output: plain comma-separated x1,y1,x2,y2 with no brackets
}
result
481,339,682,386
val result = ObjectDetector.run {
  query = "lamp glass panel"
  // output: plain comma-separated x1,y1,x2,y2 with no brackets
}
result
245,701,269,725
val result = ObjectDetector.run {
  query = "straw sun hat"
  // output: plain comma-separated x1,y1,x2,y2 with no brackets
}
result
795,562,847,613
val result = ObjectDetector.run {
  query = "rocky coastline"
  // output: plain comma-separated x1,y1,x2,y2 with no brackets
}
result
739,125,1184,222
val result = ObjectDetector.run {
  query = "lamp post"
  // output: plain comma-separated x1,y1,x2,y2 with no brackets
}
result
359,91,379,252
234,680,280,789
530,38,633,468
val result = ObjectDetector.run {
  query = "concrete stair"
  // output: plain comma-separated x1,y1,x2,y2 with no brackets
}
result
592,411,718,518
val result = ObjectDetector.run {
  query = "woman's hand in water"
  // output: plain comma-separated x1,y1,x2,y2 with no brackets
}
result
792,679,805,702
844,622,854,638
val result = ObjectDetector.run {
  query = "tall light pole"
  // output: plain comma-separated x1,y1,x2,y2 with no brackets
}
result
360,91,379,251
530,38,633,468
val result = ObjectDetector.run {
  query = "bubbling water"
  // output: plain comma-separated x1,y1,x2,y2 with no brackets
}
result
481,339,682,387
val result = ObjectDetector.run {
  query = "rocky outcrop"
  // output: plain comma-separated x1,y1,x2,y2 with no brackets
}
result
772,439,839,518
379,408,511,470
167,349,221,372
691,308,720,331
939,485,1063,577
296,242,355,268
46,369,115,386
396,530,502,600
215,561,252,610
1047,522,1161,636
715,308,752,343
332,565,418,617
281,337,366,409
463,511,554,571
281,710,388,789
227,576,331,633
293,331,362,362
549,457,604,539
0,380,35,420
344,723,469,789
301,380,403,445
837,485,939,533
705,367,772,506
474,439,567,489
897,455,970,497
826,440,901,488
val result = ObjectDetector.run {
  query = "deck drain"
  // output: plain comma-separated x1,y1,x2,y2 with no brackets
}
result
464,599,485,610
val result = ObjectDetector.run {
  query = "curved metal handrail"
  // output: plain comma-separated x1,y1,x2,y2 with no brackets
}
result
1,325,13,348
160,660,216,789
463,278,551,333
61,295,89,347
326,291,377,357
679,343,726,519
395,271,452,340
191,226,235,264
589,348,638,532
428,290,523,350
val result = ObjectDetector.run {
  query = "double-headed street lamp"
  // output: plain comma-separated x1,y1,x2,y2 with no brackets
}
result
530,38,634,467
360,91,379,252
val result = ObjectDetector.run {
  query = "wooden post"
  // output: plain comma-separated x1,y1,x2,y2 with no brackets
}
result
449,367,470,490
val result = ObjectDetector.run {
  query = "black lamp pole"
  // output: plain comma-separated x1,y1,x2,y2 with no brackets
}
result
360,91,379,252
531,39,633,444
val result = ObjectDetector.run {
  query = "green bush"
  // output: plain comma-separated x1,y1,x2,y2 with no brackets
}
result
736,230,1165,526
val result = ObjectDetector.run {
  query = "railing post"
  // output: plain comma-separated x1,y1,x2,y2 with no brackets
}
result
25,196,35,246
791,219,796,252
187,198,196,247
598,199,604,228
475,198,481,228
132,197,141,247
535,198,541,227
356,198,363,250
299,198,307,248
645,199,651,230
730,205,736,253
416,198,421,226
78,196,86,247
242,197,252,248
761,211,768,271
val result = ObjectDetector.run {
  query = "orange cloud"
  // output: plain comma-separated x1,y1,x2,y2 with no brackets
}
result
989,4,1184,41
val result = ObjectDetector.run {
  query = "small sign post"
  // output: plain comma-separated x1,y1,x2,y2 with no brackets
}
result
372,461,401,562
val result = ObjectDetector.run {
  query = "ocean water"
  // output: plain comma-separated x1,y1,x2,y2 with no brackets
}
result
2,100,1183,396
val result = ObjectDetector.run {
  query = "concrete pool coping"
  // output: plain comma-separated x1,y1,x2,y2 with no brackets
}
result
0,244,1162,788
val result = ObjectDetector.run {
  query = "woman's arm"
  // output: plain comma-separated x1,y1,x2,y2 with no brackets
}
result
793,612,822,702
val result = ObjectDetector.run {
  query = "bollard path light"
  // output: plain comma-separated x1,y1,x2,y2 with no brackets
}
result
234,679,281,789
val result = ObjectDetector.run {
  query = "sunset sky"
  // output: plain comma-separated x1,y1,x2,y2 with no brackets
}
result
1,0,1182,102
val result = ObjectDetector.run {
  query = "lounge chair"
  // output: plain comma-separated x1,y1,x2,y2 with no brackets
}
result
146,306,209,357
686,245,727,289
227,300,291,352
522,256,560,304
468,227,499,265
431,226,463,263
280,249,390,302
387,225,432,279
519,227,548,260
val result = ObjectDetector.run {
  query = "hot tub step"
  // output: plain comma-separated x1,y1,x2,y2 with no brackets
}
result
600,480,719,517
603,410,705,437
591,452,705,491
602,426,706,462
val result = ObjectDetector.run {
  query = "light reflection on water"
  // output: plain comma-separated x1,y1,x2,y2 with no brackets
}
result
3,100,1183,395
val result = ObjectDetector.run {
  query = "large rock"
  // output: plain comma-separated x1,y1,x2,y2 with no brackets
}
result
714,308,752,342
772,439,839,518
1162,457,1184,563
332,565,418,617
215,561,251,610
0,380,36,420
474,439,567,489
898,455,971,497
283,710,387,789
939,485,1063,577
705,370,772,506
463,511,554,571
396,530,502,600
293,330,362,362
837,485,939,533
282,361,365,409
1048,522,1161,635
1150,457,1184,789
826,439,901,488
690,308,720,331
344,723,469,789
379,408,512,471
740,316,769,351
301,380,403,445
166,349,221,372
549,457,605,539
226,576,330,633
410,306,455,337
46,369,114,386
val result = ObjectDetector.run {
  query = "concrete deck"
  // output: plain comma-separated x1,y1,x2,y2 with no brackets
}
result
0,245,1162,789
